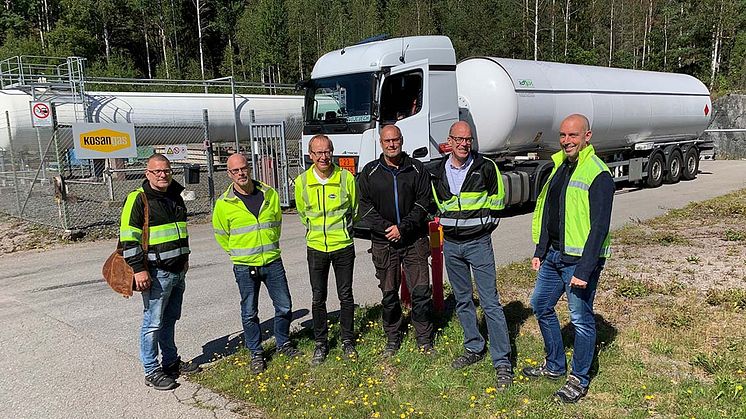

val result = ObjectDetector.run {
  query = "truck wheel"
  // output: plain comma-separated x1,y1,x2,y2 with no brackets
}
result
645,152,665,188
682,147,699,181
664,148,683,184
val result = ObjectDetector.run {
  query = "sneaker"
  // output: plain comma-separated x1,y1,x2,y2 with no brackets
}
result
554,375,588,403
311,344,329,366
495,365,514,390
418,343,437,356
381,338,401,358
163,357,201,379
522,361,564,381
451,349,485,369
144,368,178,391
250,353,266,374
276,342,302,359
342,340,358,359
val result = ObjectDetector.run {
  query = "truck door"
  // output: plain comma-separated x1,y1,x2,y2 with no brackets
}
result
378,59,430,159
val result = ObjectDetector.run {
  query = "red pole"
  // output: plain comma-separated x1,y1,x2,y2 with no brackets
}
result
429,219,444,313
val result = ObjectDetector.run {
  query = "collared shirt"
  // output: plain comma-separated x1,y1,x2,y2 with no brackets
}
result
445,154,474,195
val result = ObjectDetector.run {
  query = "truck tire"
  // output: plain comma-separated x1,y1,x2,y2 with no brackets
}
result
682,147,699,181
664,148,683,184
645,151,665,188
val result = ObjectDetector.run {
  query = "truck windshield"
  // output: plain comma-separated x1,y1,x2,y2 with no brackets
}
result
304,72,375,134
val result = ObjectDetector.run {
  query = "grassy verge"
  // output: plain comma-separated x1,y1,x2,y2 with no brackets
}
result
194,189,746,418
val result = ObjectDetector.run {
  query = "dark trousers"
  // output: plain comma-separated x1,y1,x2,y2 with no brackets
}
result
307,245,355,344
371,236,433,345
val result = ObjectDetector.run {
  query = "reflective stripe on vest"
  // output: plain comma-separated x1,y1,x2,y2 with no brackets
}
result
532,145,612,258
148,246,191,261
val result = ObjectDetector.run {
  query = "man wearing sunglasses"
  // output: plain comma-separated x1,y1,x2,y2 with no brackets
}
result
295,135,358,366
430,121,514,390
213,153,301,375
120,153,197,391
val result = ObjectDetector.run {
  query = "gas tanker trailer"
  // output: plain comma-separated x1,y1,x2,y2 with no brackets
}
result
0,89,305,152
301,35,713,207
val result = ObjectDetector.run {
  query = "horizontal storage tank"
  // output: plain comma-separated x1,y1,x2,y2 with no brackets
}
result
456,57,712,155
0,90,304,151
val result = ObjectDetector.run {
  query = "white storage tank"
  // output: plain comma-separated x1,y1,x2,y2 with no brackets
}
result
456,57,712,155
0,90,304,151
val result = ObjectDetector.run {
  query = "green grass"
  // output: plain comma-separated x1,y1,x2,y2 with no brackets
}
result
193,189,746,418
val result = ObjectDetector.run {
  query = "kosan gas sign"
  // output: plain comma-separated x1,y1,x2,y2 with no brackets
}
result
73,123,137,159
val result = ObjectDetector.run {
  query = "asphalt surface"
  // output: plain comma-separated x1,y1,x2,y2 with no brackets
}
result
1,160,745,418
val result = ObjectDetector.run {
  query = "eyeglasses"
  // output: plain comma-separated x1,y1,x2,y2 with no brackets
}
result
381,137,402,145
310,150,332,157
449,135,473,145
228,166,250,175
147,169,173,176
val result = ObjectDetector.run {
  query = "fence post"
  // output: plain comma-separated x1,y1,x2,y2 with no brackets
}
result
203,109,215,208
5,111,22,215
50,105,69,230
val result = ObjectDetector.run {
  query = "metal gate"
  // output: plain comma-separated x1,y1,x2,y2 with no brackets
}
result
250,122,291,206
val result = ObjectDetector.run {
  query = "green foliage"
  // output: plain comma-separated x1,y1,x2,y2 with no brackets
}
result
616,278,651,299
705,289,746,310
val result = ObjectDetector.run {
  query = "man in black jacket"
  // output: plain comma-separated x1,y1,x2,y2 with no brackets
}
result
357,124,434,356
120,153,198,390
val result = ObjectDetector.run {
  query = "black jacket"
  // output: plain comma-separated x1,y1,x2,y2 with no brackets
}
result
431,152,501,243
121,179,189,274
357,153,431,246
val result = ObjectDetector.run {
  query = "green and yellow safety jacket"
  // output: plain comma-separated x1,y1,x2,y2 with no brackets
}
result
120,180,190,274
294,164,357,253
532,145,612,258
212,182,282,266
431,153,505,243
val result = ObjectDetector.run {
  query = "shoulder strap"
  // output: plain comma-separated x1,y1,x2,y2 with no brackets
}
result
140,192,150,254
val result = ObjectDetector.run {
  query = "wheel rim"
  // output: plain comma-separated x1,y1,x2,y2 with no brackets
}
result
686,155,696,174
652,160,662,181
671,158,680,178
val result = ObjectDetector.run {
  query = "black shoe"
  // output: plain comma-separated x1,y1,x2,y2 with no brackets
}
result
342,340,358,359
522,362,564,381
250,353,266,374
381,338,401,358
418,343,437,356
144,368,178,390
554,375,588,403
451,349,485,369
276,342,302,359
311,344,329,366
495,365,514,390
163,357,201,379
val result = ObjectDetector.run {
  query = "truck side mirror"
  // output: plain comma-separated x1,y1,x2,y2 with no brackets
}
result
412,147,428,159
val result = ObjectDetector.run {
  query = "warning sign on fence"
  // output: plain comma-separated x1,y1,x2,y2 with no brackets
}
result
30,101,53,127
163,145,188,161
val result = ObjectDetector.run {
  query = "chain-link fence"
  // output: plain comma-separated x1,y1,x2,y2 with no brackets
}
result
0,108,303,230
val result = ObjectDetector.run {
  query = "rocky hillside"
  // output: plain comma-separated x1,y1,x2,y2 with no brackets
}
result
706,94,746,159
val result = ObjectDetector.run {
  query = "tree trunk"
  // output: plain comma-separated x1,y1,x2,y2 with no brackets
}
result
42,0,51,31
608,0,614,66
709,1,724,89
564,0,570,62
170,0,181,75
297,32,304,80
196,0,206,83
551,0,556,59
534,0,539,60
143,13,152,79
663,7,668,71
160,26,170,79
104,26,111,65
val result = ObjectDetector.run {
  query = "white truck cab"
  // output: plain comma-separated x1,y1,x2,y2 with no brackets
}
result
301,36,459,173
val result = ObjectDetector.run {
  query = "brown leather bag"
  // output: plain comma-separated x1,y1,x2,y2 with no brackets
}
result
103,192,150,298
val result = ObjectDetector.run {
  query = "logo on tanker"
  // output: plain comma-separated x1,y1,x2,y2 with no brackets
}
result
79,129,132,152
518,79,534,88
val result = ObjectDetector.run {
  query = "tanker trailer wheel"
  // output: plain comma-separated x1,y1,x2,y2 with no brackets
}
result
645,151,665,188
664,148,683,184
682,147,699,181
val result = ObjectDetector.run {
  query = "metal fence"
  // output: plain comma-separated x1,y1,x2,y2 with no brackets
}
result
0,110,303,230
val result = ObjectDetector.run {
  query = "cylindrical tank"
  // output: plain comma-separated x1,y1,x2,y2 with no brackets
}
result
0,90,304,151
456,57,712,155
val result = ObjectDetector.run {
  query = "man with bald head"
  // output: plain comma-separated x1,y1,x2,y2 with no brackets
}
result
357,124,434,356
525,114,614,403
431,121,514,389
213,153,301,375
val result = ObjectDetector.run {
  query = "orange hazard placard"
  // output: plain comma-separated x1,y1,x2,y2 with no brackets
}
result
339,157,356,174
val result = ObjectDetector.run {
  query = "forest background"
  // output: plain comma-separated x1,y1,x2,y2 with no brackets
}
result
1,0,744,93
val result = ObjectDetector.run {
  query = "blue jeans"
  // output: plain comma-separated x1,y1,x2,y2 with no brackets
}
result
530,248,604,388
140,267,186,375
233,259,293,355
443,234,511,368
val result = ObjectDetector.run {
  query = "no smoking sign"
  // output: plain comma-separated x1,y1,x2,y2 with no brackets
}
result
30,101,53,127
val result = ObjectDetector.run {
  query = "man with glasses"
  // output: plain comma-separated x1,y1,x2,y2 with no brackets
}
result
120,153,198,390
357,125,434,357
213,153,301,374
294,134,358,365
430,121,514,390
